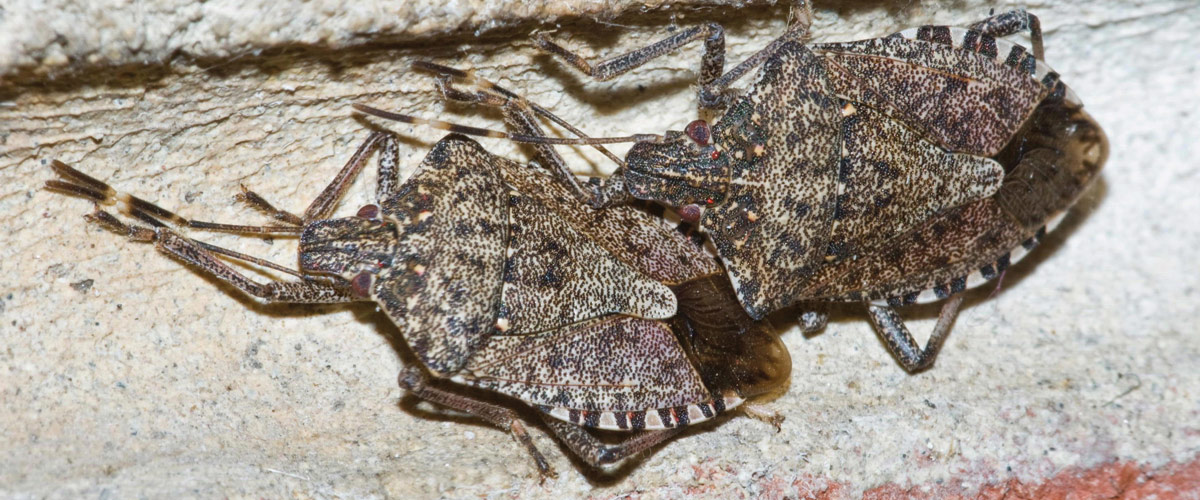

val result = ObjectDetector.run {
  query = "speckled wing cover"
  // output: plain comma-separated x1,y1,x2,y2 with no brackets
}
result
701,40,843,319
811,32,1049,156
800,99,1106,303
465,146,724,413
496,186,677,334
499,156,720,285
824,105,1003,262
374,137,509,375
793,25,1102,303
379,136,719,412
464,315,711,412
704,27,1064,318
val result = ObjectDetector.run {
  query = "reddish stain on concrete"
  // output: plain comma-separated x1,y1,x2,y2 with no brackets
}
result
861,459,1200,500
607,457,1198,499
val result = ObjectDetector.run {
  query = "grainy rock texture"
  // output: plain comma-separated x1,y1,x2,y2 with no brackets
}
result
0,0,734,82
2,0,1198,498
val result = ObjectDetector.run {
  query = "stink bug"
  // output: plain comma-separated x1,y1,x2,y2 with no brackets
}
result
363,6,1107,372
46,121,790,476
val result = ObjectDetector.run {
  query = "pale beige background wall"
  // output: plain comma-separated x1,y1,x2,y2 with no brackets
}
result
2,0,1198,498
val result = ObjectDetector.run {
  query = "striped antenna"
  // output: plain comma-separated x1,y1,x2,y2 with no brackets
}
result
46,160,303,235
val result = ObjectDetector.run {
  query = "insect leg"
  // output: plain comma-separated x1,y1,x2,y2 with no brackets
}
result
539,414,685,469
414,62,625,167
865,295,964,373
966,10,1044,59
232,132,400,221
85,209,356,303
300,131,389,221
414,63,634,208
493,93,634,208
371,132,403,202
535,1,814,110
397,367,556,479
534,22,726,91
797,307,829,334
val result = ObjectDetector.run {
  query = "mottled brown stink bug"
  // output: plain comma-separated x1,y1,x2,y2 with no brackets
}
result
370,7,1107,373
46,119,790,476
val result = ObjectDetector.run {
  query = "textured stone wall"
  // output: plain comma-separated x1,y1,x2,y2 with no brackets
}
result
2,0,1198,497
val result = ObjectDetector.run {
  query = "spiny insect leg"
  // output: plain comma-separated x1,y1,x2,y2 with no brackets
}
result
423,63,636,207
46,160,301,235
539,414,685,468
967,9,1044,59
86,208,355,303
533,23,725,86
397,367,556,480
415,61,624,168
865,295,964,373
534,0,813,110
301,131,392,221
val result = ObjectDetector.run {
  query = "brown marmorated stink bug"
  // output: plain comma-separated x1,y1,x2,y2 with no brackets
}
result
362,5,1108,373
46,105,791,476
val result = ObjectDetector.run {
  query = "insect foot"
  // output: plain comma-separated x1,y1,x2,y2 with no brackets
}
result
526,8,1106,372
46,128,791,478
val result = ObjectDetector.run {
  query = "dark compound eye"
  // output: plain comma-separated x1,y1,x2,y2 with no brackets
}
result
679,204,702,224
685,119,711,146
356,204,380,219
350,271,373,298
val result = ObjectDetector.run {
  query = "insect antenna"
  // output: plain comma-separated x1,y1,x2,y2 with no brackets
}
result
85,207,306,278
353,103,662,146
46,160,303,235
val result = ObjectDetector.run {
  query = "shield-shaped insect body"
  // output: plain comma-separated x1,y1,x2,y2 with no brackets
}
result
46,130,791,478
517,8,1108,371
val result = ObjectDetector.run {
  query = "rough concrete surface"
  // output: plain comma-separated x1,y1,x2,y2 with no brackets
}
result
0,0,734,82
2,0,1198,498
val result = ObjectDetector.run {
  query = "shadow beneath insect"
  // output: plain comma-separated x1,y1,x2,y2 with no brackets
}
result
564,412,750,485
778,176,1109,373
975,177,1109,301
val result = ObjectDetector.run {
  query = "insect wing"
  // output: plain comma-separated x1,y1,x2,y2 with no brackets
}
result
799,100,1107,303
811,30,1051,156
496,185,678,334
499,159,721,285
824,104,1003,262
462,315,714,427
